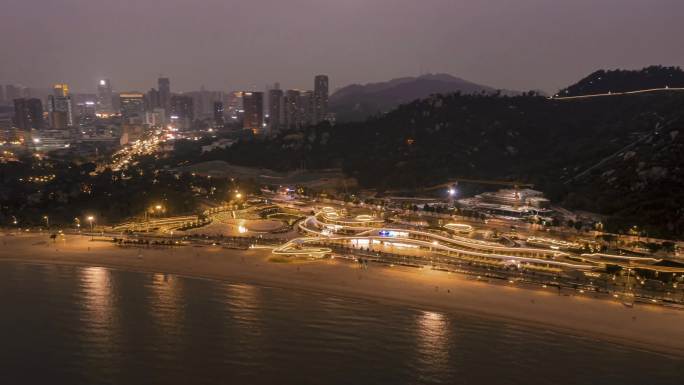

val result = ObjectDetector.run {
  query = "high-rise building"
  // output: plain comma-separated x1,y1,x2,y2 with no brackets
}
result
146,88,160,111
13,98,44,130
298,90,314,127
313,75,329,124
119,92,145,123
226,91,244,122
96,79,115,115
170,94,194,129
213,101,224,128
242,92,264,134
47,84,73,128
268,89,283,134
53,83,69,97
46,96,67,129
76,101,97,128
283,89,301,130
158,77,171,114
0,85,5,104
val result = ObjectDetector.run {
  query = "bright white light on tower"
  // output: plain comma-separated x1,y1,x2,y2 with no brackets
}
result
100,80,106,86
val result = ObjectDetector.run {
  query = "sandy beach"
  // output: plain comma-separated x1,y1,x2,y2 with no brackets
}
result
1,232,683,356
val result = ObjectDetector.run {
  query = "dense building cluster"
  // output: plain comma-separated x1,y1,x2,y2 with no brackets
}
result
0,74,331,154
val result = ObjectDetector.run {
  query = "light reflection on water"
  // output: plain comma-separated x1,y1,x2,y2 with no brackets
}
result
416,311,450,371
0,261,682,385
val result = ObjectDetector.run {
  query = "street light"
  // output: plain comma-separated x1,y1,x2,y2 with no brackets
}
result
43,215,49,229
87,216,95,240
145,204,164,232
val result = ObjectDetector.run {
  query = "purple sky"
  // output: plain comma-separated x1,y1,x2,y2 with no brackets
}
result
1,0,683,94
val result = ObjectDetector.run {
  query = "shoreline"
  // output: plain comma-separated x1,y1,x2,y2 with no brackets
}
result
2,234,684,357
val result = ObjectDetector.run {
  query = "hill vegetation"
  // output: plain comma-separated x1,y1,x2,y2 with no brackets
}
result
204,88,684,238
329,73,519,122
556,65,684,97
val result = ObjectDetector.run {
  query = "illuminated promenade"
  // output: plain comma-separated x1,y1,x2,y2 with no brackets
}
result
282,208,601,272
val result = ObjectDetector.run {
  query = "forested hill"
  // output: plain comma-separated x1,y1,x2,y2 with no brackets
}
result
556,65,684,97
202,91,684,238
329,73,519,122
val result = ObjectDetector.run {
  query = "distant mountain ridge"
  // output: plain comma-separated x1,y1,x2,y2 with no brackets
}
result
556,65,684,97
329,73,521,122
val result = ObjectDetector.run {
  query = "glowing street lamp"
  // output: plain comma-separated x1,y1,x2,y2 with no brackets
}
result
87,216,95,230
43,215,49,229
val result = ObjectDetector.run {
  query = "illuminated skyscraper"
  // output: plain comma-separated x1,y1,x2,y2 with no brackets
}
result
313,75,329,124
96,79,114,114
47,84,73,128
53,83,69,97
242,92,264,134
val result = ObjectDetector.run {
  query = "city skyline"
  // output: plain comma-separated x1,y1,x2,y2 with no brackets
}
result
2,1,684,383
2,0,683,94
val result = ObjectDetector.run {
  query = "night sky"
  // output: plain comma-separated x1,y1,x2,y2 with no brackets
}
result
1,0,683,93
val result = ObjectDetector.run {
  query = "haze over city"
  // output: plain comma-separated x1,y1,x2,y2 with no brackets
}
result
2,1,684,384
1,0,683,92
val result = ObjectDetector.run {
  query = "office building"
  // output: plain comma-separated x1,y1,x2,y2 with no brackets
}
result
13,98,44,130
119,92,145,123
76,101,97,128
96,79,115,115
170,94,193,129
28,129,72,152
242,91,264,134
226,91,244,121
47,84,73,129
